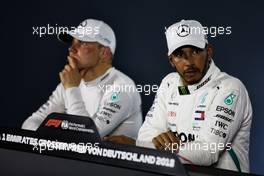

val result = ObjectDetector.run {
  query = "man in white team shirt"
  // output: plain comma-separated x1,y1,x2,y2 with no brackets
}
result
22,19,142,139
106,20,252,172
137,20,252,172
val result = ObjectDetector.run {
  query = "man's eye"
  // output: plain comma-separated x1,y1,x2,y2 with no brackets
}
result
192,49,200,55
193,48,204,55
174,52,183,58
78,40,88,45
176,54,183,57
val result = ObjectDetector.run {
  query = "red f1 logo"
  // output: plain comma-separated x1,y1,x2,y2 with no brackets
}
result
45,119,62,128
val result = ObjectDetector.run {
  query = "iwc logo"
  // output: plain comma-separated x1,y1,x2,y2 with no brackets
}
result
177,24,190,37
61,120,69,130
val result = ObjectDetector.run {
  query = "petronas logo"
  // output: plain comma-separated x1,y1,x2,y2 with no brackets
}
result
111,92,120,101
224,93,236,105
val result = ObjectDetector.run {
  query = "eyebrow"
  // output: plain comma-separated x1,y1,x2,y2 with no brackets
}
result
177,46,203,52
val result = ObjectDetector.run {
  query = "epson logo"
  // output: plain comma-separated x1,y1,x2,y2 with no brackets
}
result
216,106,235,117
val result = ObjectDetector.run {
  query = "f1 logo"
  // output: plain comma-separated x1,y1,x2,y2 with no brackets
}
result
45,119,62,128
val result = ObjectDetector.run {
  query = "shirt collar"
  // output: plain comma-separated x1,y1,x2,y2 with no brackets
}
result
178,60,220,95
82,67,114,87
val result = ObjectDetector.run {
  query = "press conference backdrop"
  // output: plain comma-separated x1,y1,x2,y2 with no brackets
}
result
0,0,263,175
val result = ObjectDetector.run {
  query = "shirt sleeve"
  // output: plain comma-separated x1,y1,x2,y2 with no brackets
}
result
21,84,66,131
55,84,139,138
177,85,252,166
93,90,137,138
136,78,169,148
64,87,89,116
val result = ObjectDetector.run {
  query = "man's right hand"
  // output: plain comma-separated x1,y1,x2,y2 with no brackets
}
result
152,130,181,153
59,56,82,89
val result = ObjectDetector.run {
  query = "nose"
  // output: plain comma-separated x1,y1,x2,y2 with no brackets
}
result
184,51,195,60
182,55,195,66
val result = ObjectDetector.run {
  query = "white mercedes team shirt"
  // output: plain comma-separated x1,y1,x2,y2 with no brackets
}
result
22,67,142,139
137,60,252,172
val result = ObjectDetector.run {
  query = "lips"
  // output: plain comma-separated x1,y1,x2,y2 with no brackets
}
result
184,69,199,77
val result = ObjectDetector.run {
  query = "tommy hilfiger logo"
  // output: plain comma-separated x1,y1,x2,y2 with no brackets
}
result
194,110,205,120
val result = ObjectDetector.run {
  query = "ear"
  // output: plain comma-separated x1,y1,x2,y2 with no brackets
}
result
100,47,111,59
168,56,175,68
102,47,111,57
104,47,111,57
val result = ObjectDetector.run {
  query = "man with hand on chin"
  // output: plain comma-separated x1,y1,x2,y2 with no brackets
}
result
22,19,142,139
